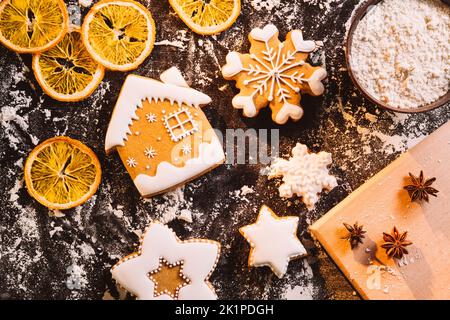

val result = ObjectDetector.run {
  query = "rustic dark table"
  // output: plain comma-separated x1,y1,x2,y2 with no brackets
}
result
1,0,449,300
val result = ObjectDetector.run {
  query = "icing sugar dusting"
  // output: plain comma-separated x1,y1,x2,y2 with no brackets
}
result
154,30,190,51
145,187,197,224
302,0,340,11
250,0,281,11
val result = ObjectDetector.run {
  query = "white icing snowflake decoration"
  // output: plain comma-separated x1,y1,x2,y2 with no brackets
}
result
126,157,138,168
268,143,338,210
144,146,157,159
181,144,192,155
146,113,157,123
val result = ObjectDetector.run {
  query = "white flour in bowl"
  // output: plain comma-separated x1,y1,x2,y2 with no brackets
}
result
350,0,450,109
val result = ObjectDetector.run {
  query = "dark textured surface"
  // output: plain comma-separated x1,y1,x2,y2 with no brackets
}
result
0,0,449,300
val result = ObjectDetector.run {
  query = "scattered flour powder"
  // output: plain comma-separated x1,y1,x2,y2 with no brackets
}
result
302,0,339,12
350,0,450,109
250,0,281,11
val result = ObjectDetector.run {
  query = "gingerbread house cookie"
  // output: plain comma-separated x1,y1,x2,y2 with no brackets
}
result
105,67,225,197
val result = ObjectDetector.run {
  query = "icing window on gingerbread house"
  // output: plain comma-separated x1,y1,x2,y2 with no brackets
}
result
164,107,198,142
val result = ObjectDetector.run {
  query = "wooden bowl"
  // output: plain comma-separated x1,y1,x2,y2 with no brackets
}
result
345,0,450,113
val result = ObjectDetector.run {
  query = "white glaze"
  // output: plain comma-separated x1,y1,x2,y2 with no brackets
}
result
146,113,157,123
181,144,192,155
144,146,157,159
232,95,257,117
239,205,307,278
105,72,211,153
222,52,243,78
275,102,304,124
126,157,138,168
111,222,221,300
268,143,338,210
290,30,316,53
250,24,279,42
134,138,224,197
163,107,198,142
160,67,189,88
307,68,327,95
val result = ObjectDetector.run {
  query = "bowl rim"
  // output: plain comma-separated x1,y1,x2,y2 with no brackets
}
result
345,0,450,114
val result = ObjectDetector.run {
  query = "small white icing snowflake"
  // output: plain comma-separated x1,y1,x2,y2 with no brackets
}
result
144,146,157,159
126,157,138,168
268,143,337,210
181,144,192,155
146,113,157,123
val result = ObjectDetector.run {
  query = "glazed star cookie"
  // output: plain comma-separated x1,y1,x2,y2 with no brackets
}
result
105,67,225,197
268,143,338,210
239,205,307,278
221,24,327,124
111,222,221,300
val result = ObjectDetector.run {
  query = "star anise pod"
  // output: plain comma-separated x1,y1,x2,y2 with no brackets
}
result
404,170,439,202
342,222,366,249
381,227,412,259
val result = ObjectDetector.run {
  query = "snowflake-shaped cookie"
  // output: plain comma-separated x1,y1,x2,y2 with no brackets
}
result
268,143,337,210
222,24,327,124
111,222,221,300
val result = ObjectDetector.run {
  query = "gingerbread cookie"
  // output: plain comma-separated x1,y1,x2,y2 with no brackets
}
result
105,67,225,197
111,222,221,300
268,143,338,210
239,205,307,278
221,24,327,124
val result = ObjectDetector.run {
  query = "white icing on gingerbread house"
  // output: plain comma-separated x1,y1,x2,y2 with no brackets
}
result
105,68,225,197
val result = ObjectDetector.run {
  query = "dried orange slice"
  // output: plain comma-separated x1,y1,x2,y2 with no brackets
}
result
24,137,102,210
32,26,105,102
81,0,155,71
0,0,68,54
169,0,241,35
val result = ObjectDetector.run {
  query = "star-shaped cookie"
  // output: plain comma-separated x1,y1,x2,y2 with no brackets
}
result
239,205,307,278
222,24,327,124
111,222,221,300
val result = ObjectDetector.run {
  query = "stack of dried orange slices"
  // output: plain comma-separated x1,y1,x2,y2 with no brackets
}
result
0,0,156,102
0,0,240,210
